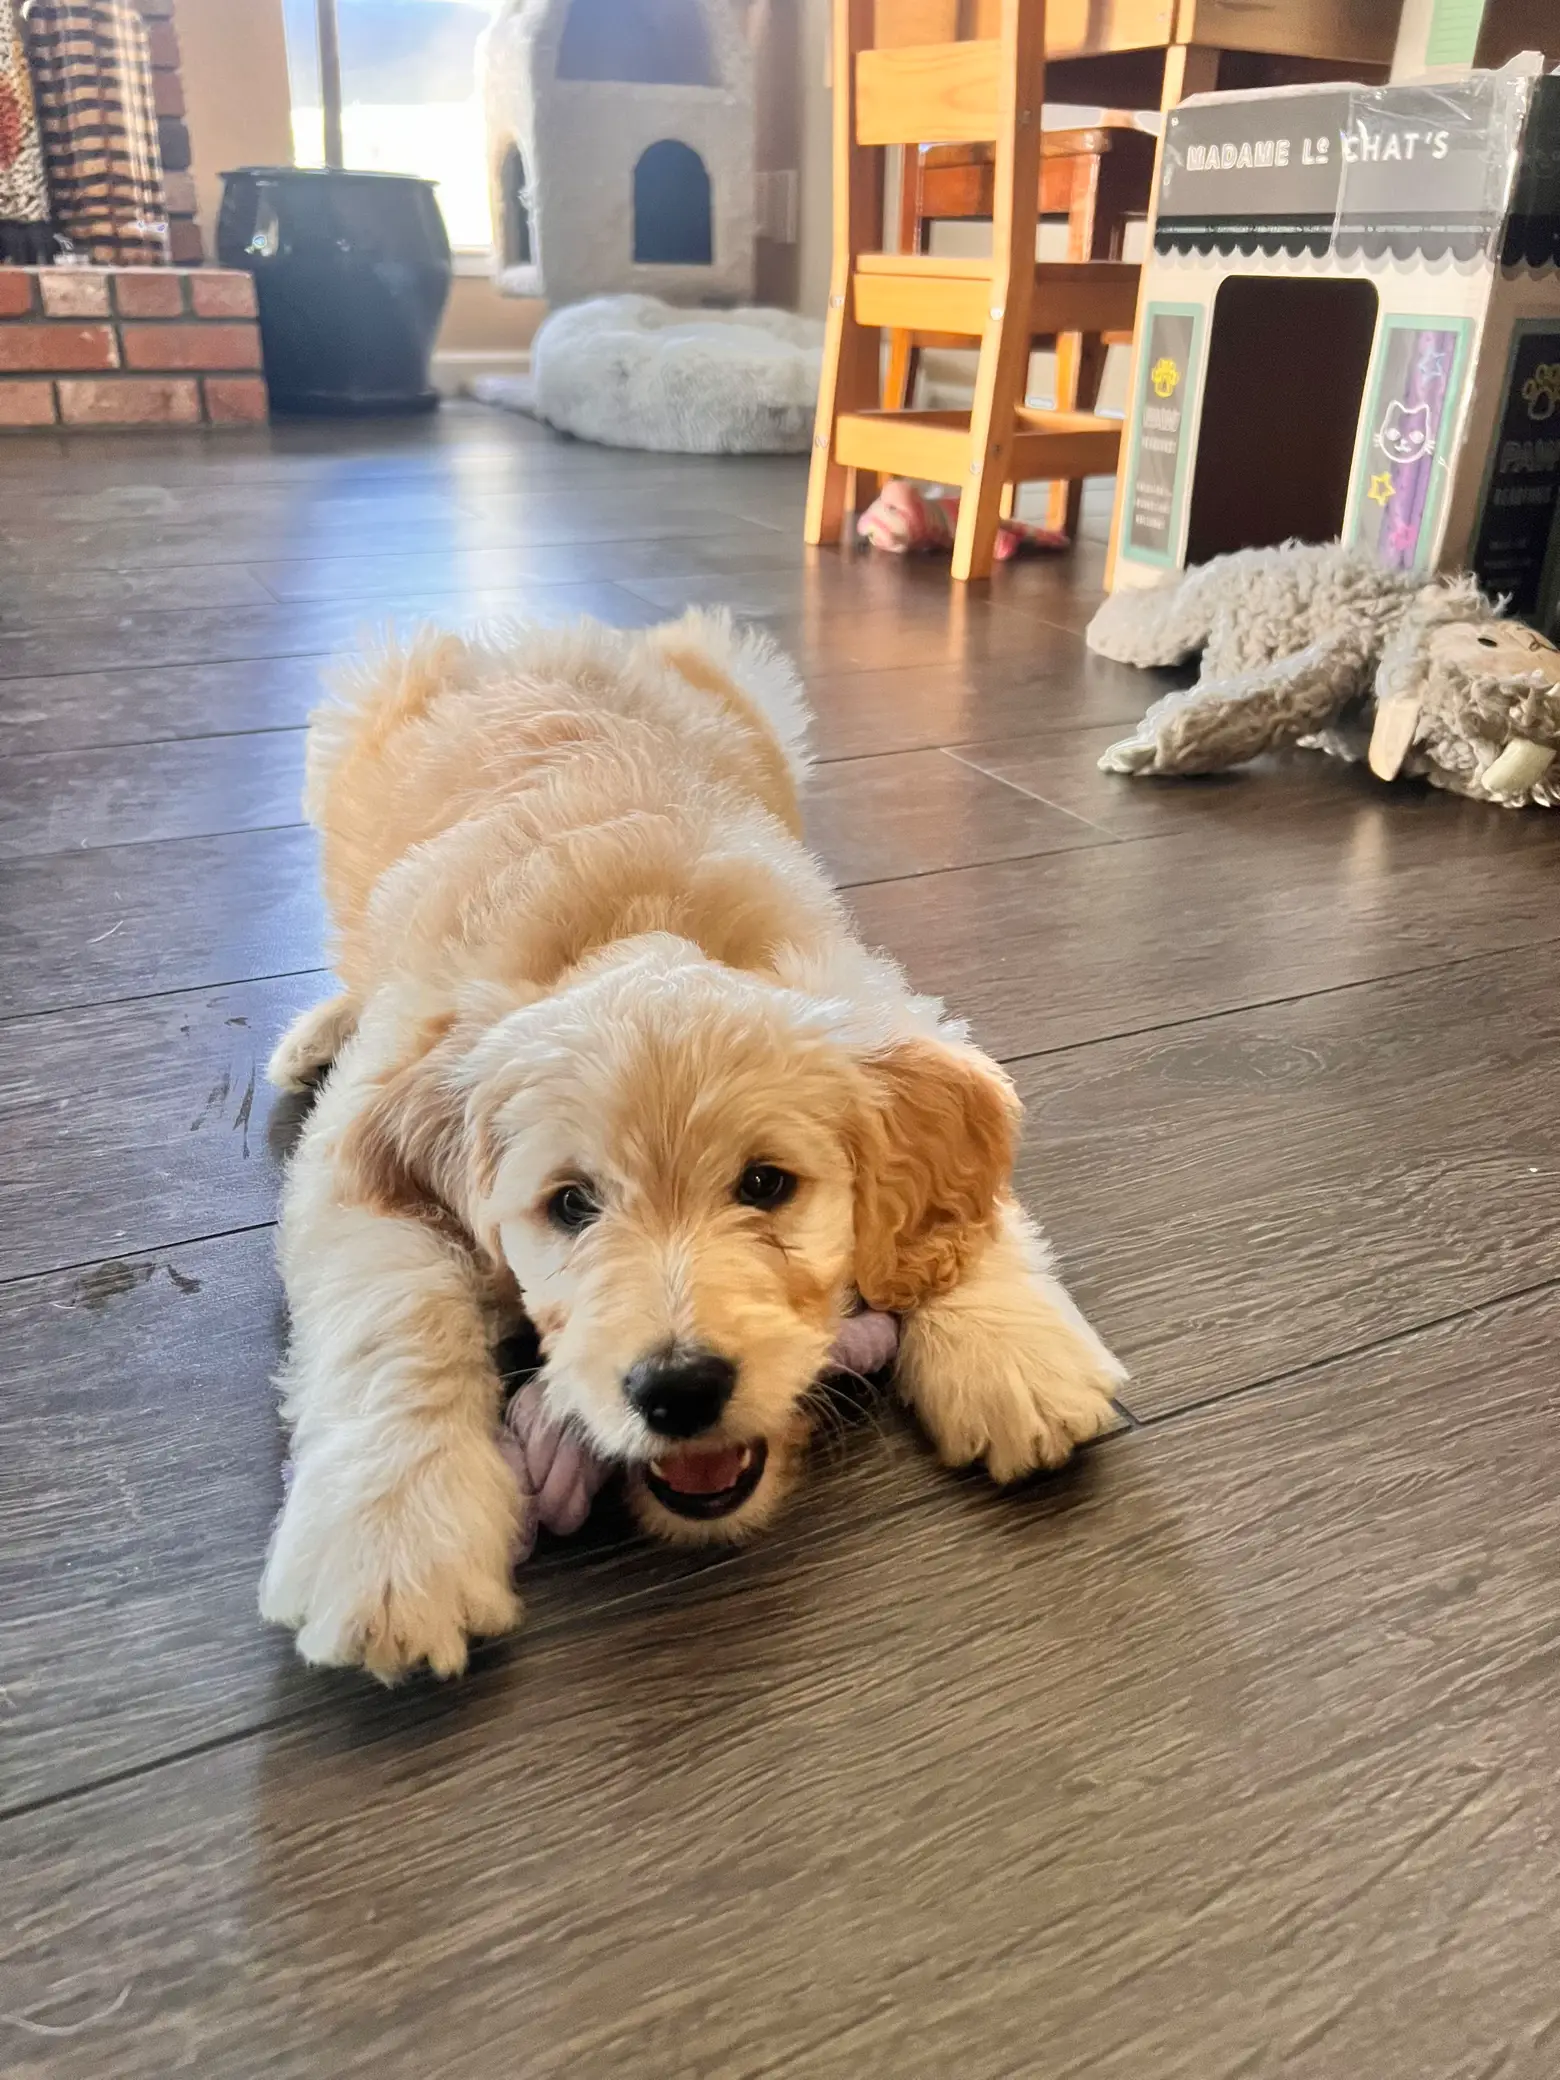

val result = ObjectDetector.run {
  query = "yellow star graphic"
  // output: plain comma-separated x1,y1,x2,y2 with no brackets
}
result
1367,470,1395,506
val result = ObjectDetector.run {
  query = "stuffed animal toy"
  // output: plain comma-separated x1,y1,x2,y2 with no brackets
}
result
1087,541,1560,807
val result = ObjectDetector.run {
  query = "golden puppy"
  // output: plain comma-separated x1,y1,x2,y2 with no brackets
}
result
261,611,1122,1681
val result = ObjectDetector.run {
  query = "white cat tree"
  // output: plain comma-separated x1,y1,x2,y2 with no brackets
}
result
481,0,757,307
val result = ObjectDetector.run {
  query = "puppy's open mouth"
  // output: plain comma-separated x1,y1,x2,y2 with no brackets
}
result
643,1438,769,1520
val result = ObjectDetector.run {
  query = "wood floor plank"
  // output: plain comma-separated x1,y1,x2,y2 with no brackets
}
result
0,827,324,1017
0,733,307,859
763,594,1073,675
0,657,325,756
807,747,1109,885
247,531,803,603
805,650,1172,762
1010,944,1560,1415
0,507,793,576
846,787,1560,1061
624,546,1041,625
0,480,470,535
0,973,325,1282
0,582,661,681
0,560,275,621
954,722,1400,839
979,534,1110,633
0,1228,315,1807
1,1286,1555,2078
460,481,801,536
0,1225,938,1814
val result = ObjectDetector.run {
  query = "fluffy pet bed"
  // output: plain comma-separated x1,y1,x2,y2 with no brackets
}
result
470,294,823,454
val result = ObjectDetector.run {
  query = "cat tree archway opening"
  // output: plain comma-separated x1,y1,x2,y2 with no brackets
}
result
633,141,713,265
557,0,717,86
498,145,533,267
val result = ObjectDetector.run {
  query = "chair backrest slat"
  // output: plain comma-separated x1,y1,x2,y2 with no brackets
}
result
855,38,1003,145
872,0,1004,45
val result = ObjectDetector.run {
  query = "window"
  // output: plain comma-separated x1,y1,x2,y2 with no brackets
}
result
283,0,499,250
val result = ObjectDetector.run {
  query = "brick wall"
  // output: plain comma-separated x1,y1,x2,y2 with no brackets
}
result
133,0,203,265
0,268,267,428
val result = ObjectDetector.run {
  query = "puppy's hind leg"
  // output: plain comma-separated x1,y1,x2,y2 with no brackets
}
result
268,992,358,1091
899,1202,1124,1483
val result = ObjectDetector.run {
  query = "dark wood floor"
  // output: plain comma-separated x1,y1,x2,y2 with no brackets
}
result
2,410,1558,2079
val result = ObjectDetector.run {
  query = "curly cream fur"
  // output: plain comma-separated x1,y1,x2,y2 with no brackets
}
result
261,610,1122,1681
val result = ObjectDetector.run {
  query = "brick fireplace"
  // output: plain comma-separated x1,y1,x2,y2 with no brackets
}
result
0,0,270,429
0,266,265,427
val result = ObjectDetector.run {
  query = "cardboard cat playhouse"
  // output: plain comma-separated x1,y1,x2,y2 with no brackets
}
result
1107,67,1560,635
480,0,756,307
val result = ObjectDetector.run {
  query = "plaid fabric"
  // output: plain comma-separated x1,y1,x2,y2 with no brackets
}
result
0,0,53,260
23,0,167,264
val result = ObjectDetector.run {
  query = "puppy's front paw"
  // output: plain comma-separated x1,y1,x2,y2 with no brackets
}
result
260,1433,522,1682
905,1312,1120,1484
267,992,357,1091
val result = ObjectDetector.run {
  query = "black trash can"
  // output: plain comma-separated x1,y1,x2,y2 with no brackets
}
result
217,167,452,415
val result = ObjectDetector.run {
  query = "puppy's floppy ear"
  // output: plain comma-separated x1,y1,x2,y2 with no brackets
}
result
334,1021,492,1229
848,1037,1019,1314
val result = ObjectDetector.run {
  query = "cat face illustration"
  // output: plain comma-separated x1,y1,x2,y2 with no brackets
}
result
1377,400,1434,464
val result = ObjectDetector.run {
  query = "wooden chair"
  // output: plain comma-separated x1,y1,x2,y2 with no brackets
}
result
884,122,1156,537
804,0,1138,581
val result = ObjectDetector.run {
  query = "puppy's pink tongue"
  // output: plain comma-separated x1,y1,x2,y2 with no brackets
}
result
653,1446,748,1495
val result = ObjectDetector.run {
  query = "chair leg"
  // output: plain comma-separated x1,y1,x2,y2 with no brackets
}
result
1044,150,1104,538
1044,331,1109,536
952,312,1029,582
805,297,856,546
883,141,926,413
804,0,883,549
846,466,880,517
805,279,884,543
883,330,919,410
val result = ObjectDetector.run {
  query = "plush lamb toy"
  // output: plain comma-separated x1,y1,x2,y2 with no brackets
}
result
1088,541,1560,807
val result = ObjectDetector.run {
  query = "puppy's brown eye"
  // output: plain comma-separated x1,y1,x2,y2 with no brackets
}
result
547,1183,600,1233
736,1163,797,1210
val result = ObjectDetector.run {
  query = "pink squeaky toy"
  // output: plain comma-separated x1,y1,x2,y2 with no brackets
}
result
499,1307,900,1562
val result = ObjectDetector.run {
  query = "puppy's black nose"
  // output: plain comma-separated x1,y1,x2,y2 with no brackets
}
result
626,1349,737,1439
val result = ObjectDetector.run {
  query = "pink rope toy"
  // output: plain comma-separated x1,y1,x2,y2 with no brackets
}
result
499,1308,900,1562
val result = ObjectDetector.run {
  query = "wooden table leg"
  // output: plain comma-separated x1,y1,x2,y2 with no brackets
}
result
805,0,885,547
